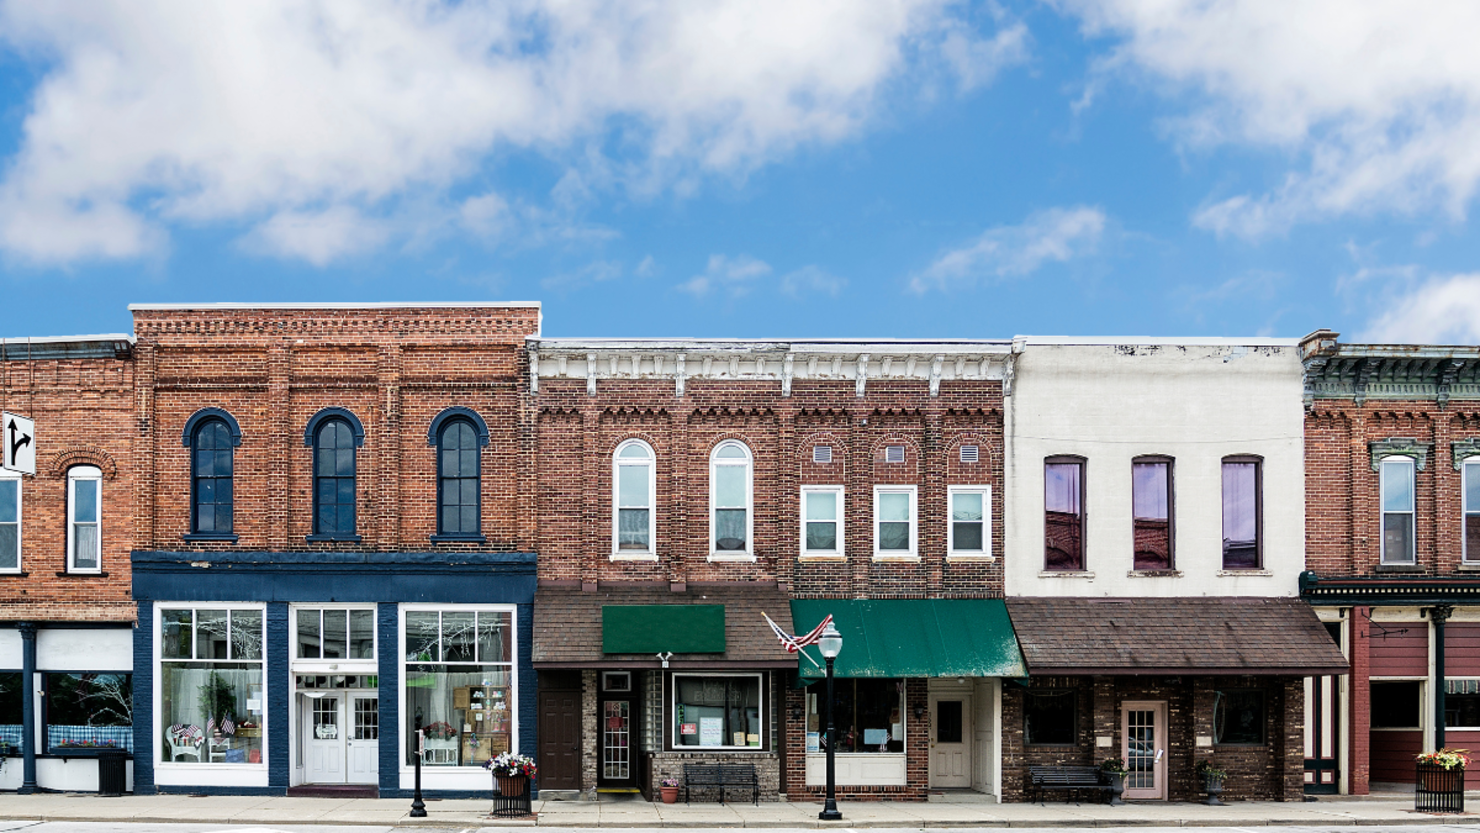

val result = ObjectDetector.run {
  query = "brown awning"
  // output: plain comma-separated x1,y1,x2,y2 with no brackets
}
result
534,582,797,669
1006,597,1349,676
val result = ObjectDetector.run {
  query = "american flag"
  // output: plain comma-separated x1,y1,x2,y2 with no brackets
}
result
221,716,236,735
763,612,833,658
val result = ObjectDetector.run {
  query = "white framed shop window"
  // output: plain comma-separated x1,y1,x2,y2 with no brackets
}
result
399,604,518,780
154,603,268,780
1445,679,1480,730
670,672,766,751
1369,678,1425,731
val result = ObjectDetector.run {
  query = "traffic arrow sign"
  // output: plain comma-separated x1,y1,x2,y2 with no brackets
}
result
3,412,34,475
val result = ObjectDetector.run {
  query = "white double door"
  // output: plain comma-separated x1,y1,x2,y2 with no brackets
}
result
303,691,379,785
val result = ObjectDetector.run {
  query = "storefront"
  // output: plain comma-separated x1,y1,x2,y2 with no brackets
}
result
532,583,795,800
785,598,1026,801
131,549,536,796
1004,597,1347,802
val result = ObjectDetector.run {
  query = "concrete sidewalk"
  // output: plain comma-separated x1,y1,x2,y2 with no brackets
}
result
0,791,1473,828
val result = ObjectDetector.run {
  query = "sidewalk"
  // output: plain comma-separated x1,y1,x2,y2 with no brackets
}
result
0,791,1474,829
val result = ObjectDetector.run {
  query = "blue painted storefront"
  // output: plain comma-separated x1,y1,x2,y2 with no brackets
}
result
131,550,536,797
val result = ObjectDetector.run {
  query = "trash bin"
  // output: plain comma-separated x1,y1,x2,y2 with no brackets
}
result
97,749,128,796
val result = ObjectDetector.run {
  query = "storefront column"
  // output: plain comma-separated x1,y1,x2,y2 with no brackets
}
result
1428,604,1454,749
376,602,400,794
266,602,290,788
17,622,35,794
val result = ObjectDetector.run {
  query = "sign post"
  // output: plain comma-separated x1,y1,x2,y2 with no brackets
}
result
2,412,34,475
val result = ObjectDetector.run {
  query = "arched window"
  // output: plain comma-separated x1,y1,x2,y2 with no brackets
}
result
710,441,752,557
191,418,236,537
68,465,102,573
613,440,655,556
312,417,358,539
436,418,481,538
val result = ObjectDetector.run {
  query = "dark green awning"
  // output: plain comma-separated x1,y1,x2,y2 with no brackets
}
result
603,604,726,654
791,599,1025,681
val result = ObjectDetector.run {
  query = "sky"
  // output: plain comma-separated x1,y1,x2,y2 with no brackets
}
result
0,0,1479,344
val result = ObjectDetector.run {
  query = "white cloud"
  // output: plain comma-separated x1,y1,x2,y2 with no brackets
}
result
909,205,1105,292
678,254,772,298
1058,1,1480,238
780,265,847,297
1364,273,1480,344
0,0,1023,265
245,206,389,266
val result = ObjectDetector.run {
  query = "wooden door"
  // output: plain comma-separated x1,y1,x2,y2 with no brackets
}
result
929,694,972,788
304,695,345,784
538,688,582,791
1304,622,1343,794
1121,701,1167,800
598,698,636,789
347,694,379,785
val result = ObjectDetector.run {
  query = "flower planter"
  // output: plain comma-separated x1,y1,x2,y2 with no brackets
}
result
1103,772,1125,806
1200,775,1225,806
1416,762,1464,813
660,785,679,804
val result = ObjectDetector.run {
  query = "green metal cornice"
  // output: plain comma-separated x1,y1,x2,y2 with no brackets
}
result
1370,437,1432,471
1299,570,1480,605
1302,343,1480,407
1454,438,1480,469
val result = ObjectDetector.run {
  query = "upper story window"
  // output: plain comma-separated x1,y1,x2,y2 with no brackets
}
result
436,418,481,538
1464,457,1480,564
1044,457,1085,571
305,408,364,542
949,485,990,557
68,465,102,573
614,440,655,556
801,485,844,557
710,441,752,557
873,485,917,559
1221,456,1262,569
1380,456,1416,565
0,472,18,573
187,413,238,539
1131,457,1173,570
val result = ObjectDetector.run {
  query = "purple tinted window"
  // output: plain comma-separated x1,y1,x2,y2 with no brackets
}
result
1044,461,1082,570
1132,461,1171,570
1222,461,1259,569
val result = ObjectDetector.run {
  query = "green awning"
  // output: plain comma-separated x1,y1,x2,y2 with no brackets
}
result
790,599,1025,681
603,604,726,654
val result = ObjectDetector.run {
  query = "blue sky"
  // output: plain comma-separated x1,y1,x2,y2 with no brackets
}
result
1,0,1478,343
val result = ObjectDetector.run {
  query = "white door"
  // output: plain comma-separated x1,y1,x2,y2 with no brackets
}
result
304,695,345,784
347,694,379,784
929,693,972,788
1122,701,1167,800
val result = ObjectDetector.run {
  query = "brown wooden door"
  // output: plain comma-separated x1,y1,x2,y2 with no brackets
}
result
539,689,581,791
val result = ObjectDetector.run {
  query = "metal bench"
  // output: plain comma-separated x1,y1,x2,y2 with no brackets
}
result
1027,765,1112,805
682,762,759,805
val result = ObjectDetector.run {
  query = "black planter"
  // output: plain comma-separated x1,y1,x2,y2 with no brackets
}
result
1104,771,1125,806
1416,762,1464,813
1200,775,1225,806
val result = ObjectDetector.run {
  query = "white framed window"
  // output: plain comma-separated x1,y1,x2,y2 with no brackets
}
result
157,604,267,767
1379,457,1416,564
710,440,753,559
671,672,765,751
1446,679,1480,729
293,606,377,661
67,465,102,573
1370,678,1424,730
873,485,917,559
948,485,991,558
401,604,517,770
1464,458,1480,564
613,439,656,558
0,471,19,573
800,486,844,558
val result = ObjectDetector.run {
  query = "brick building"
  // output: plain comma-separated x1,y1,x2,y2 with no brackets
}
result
1299,330,1480,793
126,303,540,796
527,339,1025,802
0,335,136,793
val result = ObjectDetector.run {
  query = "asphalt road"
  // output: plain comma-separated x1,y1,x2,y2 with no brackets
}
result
3,824,1480,833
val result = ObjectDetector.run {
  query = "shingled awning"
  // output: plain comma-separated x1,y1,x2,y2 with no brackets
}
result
791,599,1026,681
1006,597,1348,676
534,583,796,669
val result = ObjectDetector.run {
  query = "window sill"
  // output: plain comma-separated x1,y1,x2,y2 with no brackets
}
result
430,533,487,544
1218,568,1273,577
1375,563,1422,572
1458,563,1480,571
708,553,756,562
947,553,995,562
0,570,25,577
1038,570,1094,579
56,571,108,578
872,554,920,563
183,533,239,543
305,534,363,543
1127,569,1183,578
610,553,658,562
799,554,847,562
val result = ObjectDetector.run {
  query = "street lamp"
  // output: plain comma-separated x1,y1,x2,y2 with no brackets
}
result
817,621,843,821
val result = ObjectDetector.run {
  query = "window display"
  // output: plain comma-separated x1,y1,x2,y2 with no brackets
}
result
807,678,903,753
45,673,133,752
403,608,514,767
159,606,265,765
672,674,762,749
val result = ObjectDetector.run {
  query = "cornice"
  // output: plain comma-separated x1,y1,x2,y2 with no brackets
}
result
1369,437,1433,471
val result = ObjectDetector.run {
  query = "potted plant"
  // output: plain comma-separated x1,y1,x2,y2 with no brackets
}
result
197,672,236,740
484,750,538,798
1100,757,1127,805
1195,758,1227,806
1415,747,1469,811
659,776,680,804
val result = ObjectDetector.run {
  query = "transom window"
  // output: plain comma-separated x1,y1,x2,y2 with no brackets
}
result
67,465,102,573
1131,457,1172,570
873,485,917,559
312,417,358,539
1380,457,1416,564
1464,458,1480,564
296,607,376,660
948,486,990,557
0,472,19,573
801,486,843,556
710,441,752,557
614,440,655,556
436,418,481,538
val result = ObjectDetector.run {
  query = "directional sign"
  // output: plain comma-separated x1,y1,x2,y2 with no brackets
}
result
3,412,34,475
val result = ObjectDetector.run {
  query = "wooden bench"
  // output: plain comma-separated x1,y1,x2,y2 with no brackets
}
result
682,762,759,805
1027,765,1112,805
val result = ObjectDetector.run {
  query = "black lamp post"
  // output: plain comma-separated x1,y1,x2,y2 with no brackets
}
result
818,621,843,821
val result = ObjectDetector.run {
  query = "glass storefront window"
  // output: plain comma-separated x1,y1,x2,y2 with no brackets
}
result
296,607,376,659
403,608,514,767
807,678,903,753
672,674,763,749
0,671,21,755
159,606,265,765
45,673,133,752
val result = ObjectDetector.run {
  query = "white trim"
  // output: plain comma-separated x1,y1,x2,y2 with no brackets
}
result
947,485,992,559
1464,458,1480,564
66,465,102,574
0,470,19,574
873,485,918,560
0,333,135,346
1379,457,1417,565
612,439,656,558
669,671,767,752
1018,335,1299,347
709,441,754,560
800,485,845,558
130,302,540,310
